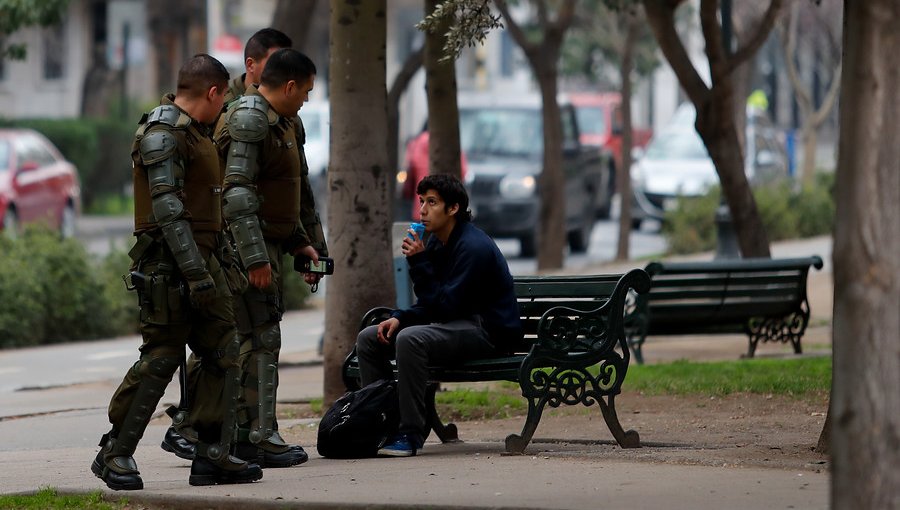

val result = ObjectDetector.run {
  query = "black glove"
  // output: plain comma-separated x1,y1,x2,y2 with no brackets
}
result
187,273,217,308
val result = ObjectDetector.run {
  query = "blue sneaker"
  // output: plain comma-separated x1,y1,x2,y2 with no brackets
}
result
377,434,418,457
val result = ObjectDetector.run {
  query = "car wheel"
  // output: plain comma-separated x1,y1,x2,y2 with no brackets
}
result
2,207,18,239
60,203,76,239
518,234,536,259
568,213,594,254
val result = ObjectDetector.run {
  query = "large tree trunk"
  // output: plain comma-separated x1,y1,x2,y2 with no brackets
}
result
615,14,639,261
495,0,575,271
643,0,781,258
324,0,395,405
423,0,462,179
830,1,900,507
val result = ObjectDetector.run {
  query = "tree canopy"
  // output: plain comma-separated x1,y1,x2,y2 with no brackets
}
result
0,0,69,60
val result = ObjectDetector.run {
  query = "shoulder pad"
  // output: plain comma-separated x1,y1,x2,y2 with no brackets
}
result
228,96,272,142
146,104,191,129
139,129,178,165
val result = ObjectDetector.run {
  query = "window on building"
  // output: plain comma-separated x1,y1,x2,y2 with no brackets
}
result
43,23,66,80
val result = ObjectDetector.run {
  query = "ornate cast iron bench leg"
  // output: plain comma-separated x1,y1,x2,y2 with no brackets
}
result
598,394,641,448
505,393,548,454
425,382,459,443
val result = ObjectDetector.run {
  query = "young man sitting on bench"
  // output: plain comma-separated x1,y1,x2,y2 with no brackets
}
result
355,174,523,457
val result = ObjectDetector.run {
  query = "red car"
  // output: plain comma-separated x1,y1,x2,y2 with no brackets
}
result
0,128,81,238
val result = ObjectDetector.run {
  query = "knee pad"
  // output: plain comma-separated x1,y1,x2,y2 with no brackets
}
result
257,324,281,353
137,354,181,381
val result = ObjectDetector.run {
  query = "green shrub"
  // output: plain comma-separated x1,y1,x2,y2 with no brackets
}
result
0,237,46,348
662,174,835,255
282,254,313,310
0,227,137,348
661,189,719,254
792,172,835,238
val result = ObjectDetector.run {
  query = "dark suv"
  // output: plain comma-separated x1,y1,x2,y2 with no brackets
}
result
458,96,609,257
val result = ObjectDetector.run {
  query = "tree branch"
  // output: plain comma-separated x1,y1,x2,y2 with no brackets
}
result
642,0,710,107
388,45,424,106
495,0,538,56
781,1,813,114
810,60,842,128
726,0,783,74
699,0,726,77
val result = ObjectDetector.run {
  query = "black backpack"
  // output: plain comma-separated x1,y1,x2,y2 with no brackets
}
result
316,379,400,458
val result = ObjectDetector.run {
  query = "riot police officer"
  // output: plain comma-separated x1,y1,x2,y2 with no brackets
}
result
214,48,321,468
90,54,261,490
162,32,326,469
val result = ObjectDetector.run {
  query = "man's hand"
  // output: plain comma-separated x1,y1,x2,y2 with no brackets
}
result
292,245,319,264
187,273,217,308
401,230,425,257
292,245,322,288
248,263,272,289
376,317,400,345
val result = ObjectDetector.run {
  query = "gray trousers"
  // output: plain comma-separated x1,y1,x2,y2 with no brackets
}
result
356,317,497,446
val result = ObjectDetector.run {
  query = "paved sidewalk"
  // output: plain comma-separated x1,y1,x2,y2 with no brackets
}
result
0,237,832,509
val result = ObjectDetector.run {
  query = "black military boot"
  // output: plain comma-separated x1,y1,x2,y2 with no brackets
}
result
90,433,143,491
189,454,263,486
160,426,197,460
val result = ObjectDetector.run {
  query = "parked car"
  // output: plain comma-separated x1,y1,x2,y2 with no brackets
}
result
298,101,329,218
0,128,81,238
630,103,789,230
568,92,653,218
458,95,609,257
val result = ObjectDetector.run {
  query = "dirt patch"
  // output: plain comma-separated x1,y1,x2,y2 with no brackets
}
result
278,389,830,474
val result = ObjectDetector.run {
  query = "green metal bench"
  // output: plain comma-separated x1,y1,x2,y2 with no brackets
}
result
625,256,824,364
342,269,651,454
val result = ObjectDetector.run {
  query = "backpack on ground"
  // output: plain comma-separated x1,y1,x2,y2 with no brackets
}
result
316,379,400,458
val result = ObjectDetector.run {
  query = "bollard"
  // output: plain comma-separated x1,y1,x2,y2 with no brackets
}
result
714,200,741,259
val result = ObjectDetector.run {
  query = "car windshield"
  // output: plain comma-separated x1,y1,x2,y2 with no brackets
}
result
574,106,606,136
459,108,542,160
0,140,8,172
644,128,710,160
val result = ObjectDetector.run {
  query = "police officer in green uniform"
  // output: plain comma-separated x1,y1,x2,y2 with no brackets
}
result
162,31,326,468
215,48,321,468
90,54,262,490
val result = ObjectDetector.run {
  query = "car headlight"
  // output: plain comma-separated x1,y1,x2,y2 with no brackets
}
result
499,175,536,199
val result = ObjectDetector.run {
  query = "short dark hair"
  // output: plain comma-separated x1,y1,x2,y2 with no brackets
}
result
245,28,292,61
416,174,472,223
176,54,229,98
260,48,317,87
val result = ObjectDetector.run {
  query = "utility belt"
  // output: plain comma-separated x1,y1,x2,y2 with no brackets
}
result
124,231,247,325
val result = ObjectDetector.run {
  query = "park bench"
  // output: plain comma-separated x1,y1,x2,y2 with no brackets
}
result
625,256,824,364
342,269,651,454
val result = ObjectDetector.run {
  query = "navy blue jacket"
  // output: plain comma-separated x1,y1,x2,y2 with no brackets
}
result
391,221,522,351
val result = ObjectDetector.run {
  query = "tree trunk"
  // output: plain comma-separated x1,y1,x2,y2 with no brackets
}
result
831,2,900,507
615,15,638,261
271,0,318,49
800,122,818,184
495,0,574,270
643,0,776,258
696,112,771,258
424,0,462,179
324,0,395,406
535,61,566,270
387,47,424,184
